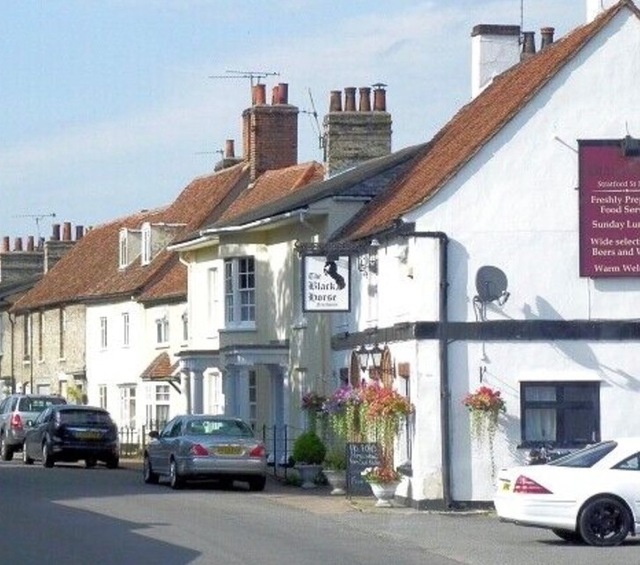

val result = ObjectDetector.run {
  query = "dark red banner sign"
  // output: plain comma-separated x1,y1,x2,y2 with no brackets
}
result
579,139,640,277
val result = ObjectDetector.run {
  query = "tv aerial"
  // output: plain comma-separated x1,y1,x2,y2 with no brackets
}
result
301,88,324,150
208,69,280,87
12,212,56,240
473,265,510,321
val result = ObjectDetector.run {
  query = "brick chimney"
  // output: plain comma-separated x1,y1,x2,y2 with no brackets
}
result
242,82,298,181
471,24,521,98
323,84,392,178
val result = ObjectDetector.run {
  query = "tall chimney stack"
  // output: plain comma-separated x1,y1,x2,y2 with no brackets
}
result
471,24,521,98
323,84,392,178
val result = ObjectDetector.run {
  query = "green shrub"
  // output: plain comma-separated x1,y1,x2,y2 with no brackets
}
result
323,447,346,470
292,431,326,465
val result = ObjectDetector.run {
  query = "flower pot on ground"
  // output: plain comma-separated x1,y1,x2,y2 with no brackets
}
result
292,431,327,489
322,448,347,495
361,466,401,507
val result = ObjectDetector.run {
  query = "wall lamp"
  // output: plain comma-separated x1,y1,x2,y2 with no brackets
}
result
357,238,380,275
356,343,384,374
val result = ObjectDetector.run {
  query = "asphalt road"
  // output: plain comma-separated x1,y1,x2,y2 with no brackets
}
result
1,459,639,564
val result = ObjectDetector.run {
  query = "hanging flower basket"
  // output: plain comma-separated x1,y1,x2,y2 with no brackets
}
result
462,385,506,478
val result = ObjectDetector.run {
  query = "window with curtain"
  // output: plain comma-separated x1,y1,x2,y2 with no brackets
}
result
520,381,600,448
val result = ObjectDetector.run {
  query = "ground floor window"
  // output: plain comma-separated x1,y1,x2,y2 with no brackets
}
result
520,381,600,448
145,383,170,429
120,385,136,429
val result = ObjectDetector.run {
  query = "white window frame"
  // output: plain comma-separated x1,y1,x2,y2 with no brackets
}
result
99,385,107,409
181,311,188,343
141,223,151,265
122,312,130,347
119,229,128,268
100,316,108,350
145,384,171,429
224,257,256,328
155,315,169,345
120,385,136,428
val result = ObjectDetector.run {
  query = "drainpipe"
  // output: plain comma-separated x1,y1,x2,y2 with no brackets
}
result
407,229,452,508
9,313,15,393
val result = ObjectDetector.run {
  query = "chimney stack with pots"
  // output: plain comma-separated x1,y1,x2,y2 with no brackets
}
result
322,83,392,178
471,24,521,98
214,138,243,172
242,82,298,181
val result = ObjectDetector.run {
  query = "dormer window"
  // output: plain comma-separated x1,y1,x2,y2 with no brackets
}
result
141,223,151,265
119,229,128,269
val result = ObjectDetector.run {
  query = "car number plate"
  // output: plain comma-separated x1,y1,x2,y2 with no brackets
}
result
77,431,101,440
215,445,243,456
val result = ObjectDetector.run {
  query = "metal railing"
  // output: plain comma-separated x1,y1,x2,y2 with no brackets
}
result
118,420,165,457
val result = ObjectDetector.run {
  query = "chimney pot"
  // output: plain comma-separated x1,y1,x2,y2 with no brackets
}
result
52,224,61,241
27,236,34,251
373,86,387,111
14,237,23,252
75,225,84,240
2,236,9,252
329,90,342,112
277,83,288,104
225,139,235,159
521,31,536,59
344,87,357,111
63,222,71,241
358,87,371,112
540,27,555,50
253,84,266,106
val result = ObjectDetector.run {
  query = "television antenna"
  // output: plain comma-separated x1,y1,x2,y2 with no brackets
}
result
208,70,280,87
12,212,56,240
301,88,324,150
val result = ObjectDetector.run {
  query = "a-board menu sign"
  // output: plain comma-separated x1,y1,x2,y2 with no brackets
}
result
579,138,640,277
345,442,380,496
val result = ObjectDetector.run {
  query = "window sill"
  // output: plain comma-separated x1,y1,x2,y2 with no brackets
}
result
220,325,257,333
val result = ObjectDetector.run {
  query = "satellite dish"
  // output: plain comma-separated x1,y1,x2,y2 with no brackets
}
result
475,266,509,303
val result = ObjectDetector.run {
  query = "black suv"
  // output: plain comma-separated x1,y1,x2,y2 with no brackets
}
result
22,405,119,469
0,394,67,460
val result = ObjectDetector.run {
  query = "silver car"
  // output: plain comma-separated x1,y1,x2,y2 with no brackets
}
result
0,394,67,460
143,415,267,491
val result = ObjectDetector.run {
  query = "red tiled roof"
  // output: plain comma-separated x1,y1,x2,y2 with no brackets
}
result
13,164,248,311
217,162,324,224
344,0,636,240
140,352,179,380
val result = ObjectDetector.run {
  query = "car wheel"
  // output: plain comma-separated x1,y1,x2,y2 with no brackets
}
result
106,456,119,469
143,455,159,484
1,436,14,462
85,458,97,468
169,458,183,490
579,496,631,546
551,529,583,543
42,442,54,468
22,445,34,465
248,476,267,492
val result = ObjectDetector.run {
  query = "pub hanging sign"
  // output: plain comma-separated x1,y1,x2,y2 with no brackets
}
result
302,254,351,312
579,138,640,277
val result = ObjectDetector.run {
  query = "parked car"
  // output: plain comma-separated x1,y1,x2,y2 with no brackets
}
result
0,394,67,460
22,405,119,469
143,415,267,491
494,438,640,546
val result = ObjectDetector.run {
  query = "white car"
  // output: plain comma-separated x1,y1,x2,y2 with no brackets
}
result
494,438,640,546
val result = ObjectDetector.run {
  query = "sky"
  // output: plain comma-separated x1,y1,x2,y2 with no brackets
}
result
0,1,592,242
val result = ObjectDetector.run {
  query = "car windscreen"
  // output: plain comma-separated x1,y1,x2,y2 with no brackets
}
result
548,440,617,468
57,410,112,426
185,419,253,438
20,397,66,412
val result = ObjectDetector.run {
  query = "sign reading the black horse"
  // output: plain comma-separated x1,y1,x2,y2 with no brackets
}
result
302,254,351,312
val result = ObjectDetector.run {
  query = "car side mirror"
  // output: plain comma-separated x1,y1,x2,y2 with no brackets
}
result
148,430,160,439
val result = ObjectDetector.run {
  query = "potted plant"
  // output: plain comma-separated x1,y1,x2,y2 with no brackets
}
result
301,391,326,433
292,431,327,489
462,385,507,477
322,447,347,495
361,466,402,507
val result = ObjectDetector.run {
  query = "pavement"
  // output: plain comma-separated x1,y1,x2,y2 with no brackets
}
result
121,458,485,516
